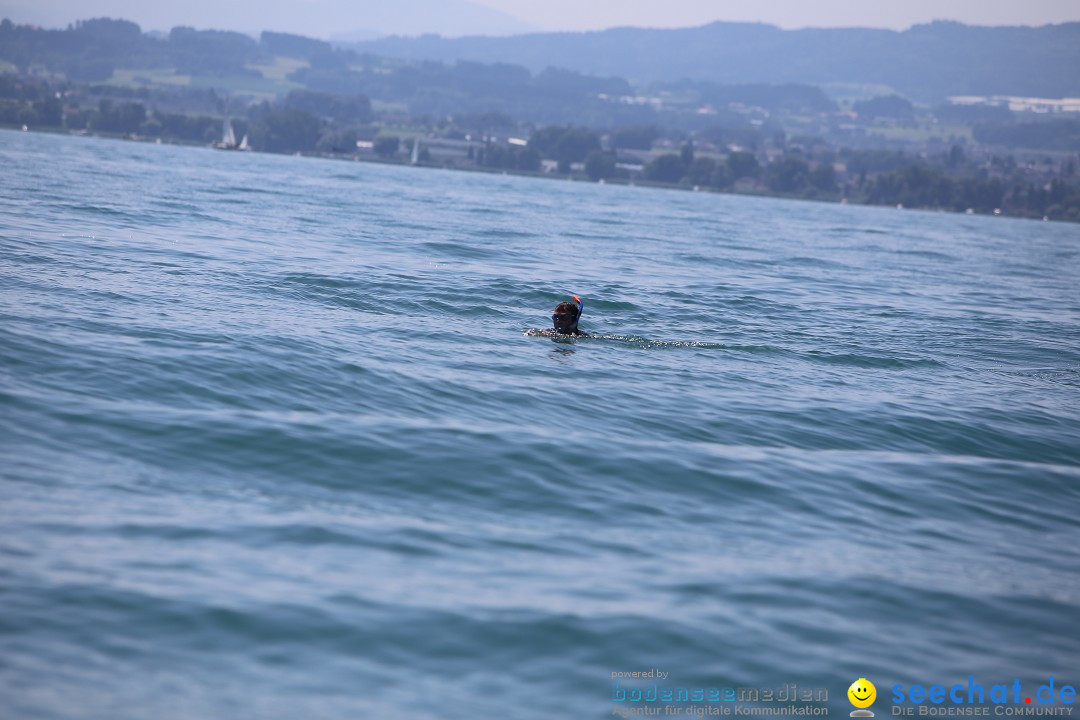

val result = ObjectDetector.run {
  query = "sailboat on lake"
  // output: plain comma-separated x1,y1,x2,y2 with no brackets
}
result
213,119,251,151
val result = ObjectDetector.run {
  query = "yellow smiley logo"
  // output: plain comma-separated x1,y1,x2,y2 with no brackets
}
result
848,678,877,709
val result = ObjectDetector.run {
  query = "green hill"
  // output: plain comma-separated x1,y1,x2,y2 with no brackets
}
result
352,20,1080,103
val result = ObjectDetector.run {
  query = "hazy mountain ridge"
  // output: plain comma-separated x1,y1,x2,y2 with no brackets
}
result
0,0,535,39
352,20,1080,102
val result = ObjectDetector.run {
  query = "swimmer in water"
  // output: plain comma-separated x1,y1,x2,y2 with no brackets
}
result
526,295,589,337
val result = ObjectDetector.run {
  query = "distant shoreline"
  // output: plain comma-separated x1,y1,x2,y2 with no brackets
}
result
5,125,1069,225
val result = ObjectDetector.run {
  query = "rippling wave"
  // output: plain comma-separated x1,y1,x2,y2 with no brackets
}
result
2,130,1079,720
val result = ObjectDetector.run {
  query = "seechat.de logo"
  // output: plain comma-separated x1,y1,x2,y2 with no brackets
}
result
850,679,878,717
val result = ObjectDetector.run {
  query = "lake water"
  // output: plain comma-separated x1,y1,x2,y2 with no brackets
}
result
2,129,1079,719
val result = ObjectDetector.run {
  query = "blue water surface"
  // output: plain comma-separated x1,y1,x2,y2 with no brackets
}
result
1,129,1079,719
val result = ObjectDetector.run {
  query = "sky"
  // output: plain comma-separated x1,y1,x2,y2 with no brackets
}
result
2,0,1078,37
473,0,1080,31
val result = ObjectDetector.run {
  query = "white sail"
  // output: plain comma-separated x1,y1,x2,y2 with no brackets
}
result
238,134,249,151
411,138,420,165
222,120,236,148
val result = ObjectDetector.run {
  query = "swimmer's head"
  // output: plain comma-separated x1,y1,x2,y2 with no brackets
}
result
552,295,582,333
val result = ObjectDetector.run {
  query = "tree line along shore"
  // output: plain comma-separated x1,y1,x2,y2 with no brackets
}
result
3,18,1079,222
